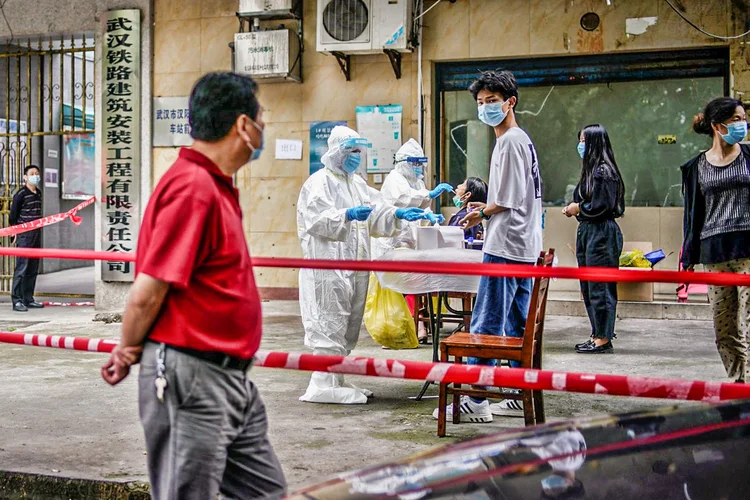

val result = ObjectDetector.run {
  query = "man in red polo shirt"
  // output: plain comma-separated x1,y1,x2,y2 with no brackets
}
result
101,72,286,500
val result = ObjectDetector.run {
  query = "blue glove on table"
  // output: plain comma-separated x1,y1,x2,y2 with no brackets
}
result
425,212,445,225
346,206,373,222
429,183,454,199
395,207,426,222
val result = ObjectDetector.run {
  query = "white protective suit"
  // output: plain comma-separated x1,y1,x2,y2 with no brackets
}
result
371,139,432,259
297,126,405,404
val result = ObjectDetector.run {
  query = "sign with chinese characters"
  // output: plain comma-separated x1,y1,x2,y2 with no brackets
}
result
355,105,402,173
153,96,192,147
101,9,140,282
275,139,303,160
309,121,347,175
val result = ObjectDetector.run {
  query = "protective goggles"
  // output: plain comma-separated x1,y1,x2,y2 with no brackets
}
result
339,137,369,153
406,156,428,166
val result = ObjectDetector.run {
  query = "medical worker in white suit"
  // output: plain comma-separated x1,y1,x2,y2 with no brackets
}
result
371,138,451,259
297,126,430,404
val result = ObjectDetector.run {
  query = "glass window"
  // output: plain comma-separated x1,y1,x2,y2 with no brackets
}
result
441,77,722,208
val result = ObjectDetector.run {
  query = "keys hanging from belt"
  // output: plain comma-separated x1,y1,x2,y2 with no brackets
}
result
155,344,168,403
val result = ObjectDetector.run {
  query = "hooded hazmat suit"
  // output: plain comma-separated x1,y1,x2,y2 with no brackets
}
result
371,139,432,259
297,126,406,404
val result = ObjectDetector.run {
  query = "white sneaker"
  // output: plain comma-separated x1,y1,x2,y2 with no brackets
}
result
432,395,493,423
489,399,524,417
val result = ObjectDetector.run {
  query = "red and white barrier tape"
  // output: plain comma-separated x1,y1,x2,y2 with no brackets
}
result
0,196,95,237
0,331,118,353
2,331,749,402
0,247,747,287
41,301,96,307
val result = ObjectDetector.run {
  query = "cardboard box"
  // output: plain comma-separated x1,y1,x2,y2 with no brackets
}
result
617,241,654,302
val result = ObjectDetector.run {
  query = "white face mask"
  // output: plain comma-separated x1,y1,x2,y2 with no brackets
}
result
27,175,40,186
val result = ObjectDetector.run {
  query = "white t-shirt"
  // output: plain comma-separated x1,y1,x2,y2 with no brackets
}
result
483,127,543,263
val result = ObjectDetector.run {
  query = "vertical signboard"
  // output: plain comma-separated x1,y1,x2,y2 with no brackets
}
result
102,10,140,281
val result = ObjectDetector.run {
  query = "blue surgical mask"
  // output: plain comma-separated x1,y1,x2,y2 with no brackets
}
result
720,121,748,146
412,166,424,177
251,134,264,161
452,194,463,208
27,175,40,186
477,101,507,127
248,120,264,161
343,152,362,174
577,142,586,159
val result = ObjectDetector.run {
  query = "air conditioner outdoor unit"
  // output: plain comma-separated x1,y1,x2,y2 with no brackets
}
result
317,0,414,55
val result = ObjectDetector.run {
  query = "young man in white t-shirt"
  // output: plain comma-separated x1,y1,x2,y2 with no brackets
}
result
432,70,543,423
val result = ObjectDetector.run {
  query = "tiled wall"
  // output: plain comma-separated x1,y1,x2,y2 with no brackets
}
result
152,0,747,293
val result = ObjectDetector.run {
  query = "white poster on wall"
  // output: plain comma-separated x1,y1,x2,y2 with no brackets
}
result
153,96,193,147
356,104,402,173
275,139,303,160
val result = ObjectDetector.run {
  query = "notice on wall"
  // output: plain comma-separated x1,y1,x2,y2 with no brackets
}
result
355,105,402,173
275,139,303,160
153,96,192,147
101,9,141,282
44,168,59,188
309,121,347,175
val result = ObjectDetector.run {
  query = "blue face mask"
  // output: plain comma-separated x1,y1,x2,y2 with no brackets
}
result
477,101,507,127
248,120,264,161
343,152,362,174
577,142,586,159
720,121,748,146
412,166,424,177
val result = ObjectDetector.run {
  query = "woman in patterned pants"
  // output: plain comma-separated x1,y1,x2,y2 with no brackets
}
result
681,97,750,383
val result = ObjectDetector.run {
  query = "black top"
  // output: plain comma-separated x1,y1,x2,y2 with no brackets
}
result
573,165,624,223
681,144,750,268
9,185,42,225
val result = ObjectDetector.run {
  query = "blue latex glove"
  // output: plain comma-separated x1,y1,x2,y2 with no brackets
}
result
429,183,454,199
346,206,373,222
395,207,426,222
426,212,445,225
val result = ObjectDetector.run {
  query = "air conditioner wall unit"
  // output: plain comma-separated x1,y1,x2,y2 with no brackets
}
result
317,0,414,55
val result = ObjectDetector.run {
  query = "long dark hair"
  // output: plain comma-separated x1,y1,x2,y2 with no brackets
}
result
578,124,625,215
693,97,744,136
464,177,488,204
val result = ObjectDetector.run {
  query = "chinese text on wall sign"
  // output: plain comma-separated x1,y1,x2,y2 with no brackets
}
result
102,9,141,282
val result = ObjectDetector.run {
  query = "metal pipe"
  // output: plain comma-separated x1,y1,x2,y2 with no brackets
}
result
26,39,32,165
58,38,63,135
47,38,52,139
70,35,75,132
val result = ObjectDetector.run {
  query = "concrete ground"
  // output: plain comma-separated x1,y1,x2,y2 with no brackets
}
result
0,299,729,494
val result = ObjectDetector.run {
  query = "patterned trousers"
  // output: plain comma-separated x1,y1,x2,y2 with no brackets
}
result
706,258,750,383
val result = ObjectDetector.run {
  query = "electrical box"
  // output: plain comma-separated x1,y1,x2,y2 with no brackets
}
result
234,29,301,83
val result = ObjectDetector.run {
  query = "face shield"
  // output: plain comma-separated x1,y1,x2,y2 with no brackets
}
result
339,138,369,175
406,156,428,178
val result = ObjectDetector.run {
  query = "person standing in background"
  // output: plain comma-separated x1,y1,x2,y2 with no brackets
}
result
9,165,44,312
434,70,543,422
563,124,625,354
681,97,750,383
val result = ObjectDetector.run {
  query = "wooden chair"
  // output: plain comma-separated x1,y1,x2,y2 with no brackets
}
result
436,249,555,437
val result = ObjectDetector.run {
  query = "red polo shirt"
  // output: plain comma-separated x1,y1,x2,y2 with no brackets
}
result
137,148,261,359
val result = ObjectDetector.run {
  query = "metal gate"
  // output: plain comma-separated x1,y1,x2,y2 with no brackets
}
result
0,36,94,291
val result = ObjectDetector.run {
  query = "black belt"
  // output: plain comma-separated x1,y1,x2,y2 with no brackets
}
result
156,342,253,371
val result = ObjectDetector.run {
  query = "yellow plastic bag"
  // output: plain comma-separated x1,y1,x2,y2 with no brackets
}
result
364,273,418,350
619,250,651,268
